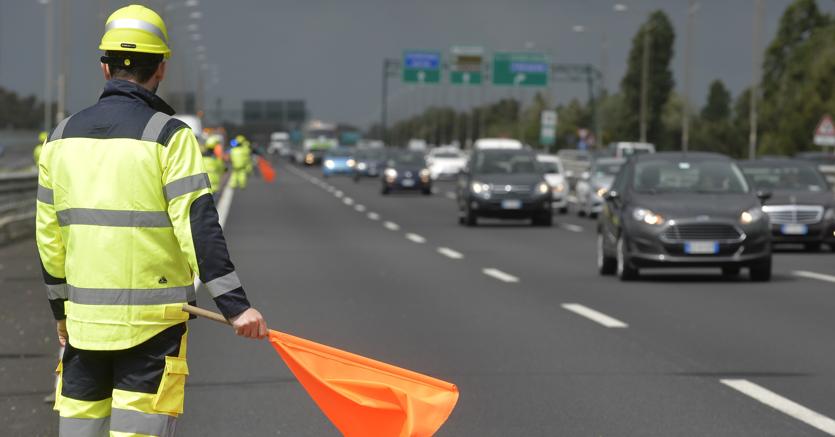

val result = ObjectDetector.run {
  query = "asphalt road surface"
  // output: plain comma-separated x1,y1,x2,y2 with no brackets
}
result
5,160,835,436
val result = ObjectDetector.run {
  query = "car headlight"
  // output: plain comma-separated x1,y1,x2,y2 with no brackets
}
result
471,181,490,194
347,159,356,167
324,159,335,169
596,187,608,198
537,182,549,195
633,208,665,225
357,162,367,170
552,183,565,193
305,153,314,163
740,207,764,224
384,168,397,178
419,168,431,179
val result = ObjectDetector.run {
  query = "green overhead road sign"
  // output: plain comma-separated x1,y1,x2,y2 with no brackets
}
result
402,50,441,84
540,110,557,146
450,46,484,86
492,52,549,87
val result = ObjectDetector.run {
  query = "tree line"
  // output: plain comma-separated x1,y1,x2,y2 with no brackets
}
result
373,0,835,158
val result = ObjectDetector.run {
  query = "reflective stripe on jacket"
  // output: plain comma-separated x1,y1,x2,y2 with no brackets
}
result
36,79,251,351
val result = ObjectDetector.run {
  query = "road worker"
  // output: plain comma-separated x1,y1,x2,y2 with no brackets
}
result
34,131,47,165
236,135,254,175
35,5,266,436
229,139,250,189
202,136,225,193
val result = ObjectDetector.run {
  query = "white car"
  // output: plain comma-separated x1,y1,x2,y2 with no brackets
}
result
473,138,524,150
573,157,625,218
268,131,290,156
536,154,568,214
427,148,467,180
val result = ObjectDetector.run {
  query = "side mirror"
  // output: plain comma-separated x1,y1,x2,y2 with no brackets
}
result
756,190,772,203
603,190,619,201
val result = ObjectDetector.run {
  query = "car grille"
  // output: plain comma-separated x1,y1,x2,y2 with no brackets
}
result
661,224,743,242
488,184,532,193
762,205,823,224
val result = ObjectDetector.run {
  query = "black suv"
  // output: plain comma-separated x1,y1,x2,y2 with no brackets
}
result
456,148,552,227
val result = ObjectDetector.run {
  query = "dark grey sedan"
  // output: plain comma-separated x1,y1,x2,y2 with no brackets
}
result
597,152,772,281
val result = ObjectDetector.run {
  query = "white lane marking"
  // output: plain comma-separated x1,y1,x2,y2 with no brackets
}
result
721,379,835,436
561,303,628,328
405,233,426,244
334,190,343,198
368,212,380,221
431,187,439,194
793,270,835,284
445,192,456,200
560,223,585,233
355,204,366,212
437,247,463,259
343,197,354,205
383,221,400,231
482,268,519,283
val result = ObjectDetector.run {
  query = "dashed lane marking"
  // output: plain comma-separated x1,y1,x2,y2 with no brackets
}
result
343,197,354,205
368,212,380,221
383,221,400,231
561,303,628,328
793,270,835,284
721,379,835,436
334,190,343,198
482,268,519,283
355,204,366,212
406,233,426,243
437,247,463,259
560,223,585,233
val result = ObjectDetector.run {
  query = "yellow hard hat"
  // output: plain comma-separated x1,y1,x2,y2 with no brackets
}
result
99,5,171,58
206,136,219,147
38,131,48,142
235,135,246,143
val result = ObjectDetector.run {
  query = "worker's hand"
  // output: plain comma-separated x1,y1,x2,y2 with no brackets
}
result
230,308,268,339
56,320,68,347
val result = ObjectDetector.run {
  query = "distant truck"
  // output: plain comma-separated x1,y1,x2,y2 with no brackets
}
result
268,131,290,156
296,120,338,166
608,142,655,158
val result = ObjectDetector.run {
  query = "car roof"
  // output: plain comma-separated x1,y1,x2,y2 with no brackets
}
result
739,158,818,168
474,138,524,149
536,154,560,162
633,151,731,162
593,157,626,165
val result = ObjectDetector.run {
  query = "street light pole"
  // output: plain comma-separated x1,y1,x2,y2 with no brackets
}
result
639,25,650,143
41,0,54,132
681,1,699,152
749,0,764,159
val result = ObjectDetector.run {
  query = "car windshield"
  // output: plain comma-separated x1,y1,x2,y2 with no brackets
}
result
594,163,621,177
433,152,462,158
389,151,425,166
475,151,539,174
327,149,353,157
742,163,827,191
358,149,386,160
539,162,560,174
633,159,749,194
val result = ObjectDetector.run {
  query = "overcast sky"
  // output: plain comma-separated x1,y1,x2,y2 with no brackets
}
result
2,0,834,128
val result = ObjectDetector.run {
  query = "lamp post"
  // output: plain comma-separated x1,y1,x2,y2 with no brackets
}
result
749,0,764,159
39,0,54,131
681,1,700,152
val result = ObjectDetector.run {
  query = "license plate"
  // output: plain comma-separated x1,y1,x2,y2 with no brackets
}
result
401,179,415,187
684,241,719,254
501,199,522,210
781,224,808,235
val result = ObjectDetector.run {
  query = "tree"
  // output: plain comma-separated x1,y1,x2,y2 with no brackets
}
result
619,10,676,146
701,80,731,123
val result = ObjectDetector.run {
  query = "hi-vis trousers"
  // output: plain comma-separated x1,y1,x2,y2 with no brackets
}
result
230,168,248,189
55,324,188,437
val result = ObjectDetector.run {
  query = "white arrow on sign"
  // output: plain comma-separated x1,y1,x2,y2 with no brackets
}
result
462,72,470,84
417,70,426,83
814,114,835,147
514,73,526,85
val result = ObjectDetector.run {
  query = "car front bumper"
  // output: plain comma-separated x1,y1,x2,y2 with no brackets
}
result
465,195,551,218
769,222,835,244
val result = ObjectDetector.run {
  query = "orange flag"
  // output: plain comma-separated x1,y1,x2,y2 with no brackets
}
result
268,330,459,437
257,157,276,183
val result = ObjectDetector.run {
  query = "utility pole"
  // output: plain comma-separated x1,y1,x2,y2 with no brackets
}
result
56,0,68,123
681,1,699,152
749,0,764,159
42,0,54,132
639,25,651,143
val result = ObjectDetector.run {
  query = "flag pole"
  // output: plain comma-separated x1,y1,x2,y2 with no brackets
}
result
183,304,231,325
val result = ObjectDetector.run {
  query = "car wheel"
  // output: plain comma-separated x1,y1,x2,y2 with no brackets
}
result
532,212,553,227
805,243,821,252
465,208,478,227
721,266,741,277
616,236,638,281
598,233,617,275
422,188,432,195
381,186,390,195
588,211,598,219
577,206,586,217
749,257,772,282
558,207,568,214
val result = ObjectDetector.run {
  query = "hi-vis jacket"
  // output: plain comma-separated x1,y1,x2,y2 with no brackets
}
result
36,80,251,351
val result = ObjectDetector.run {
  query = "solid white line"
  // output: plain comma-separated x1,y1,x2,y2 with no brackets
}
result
216,183,235,229
445,192,456,200
482,268,519,283
561,303,628,328
437,247,463,259
383,221,400,231
355,204,366,212
793,270,835,284
367,212,380,221
405,233,426,243
560,223,585,233
343,197,354,205
721,379,835,436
